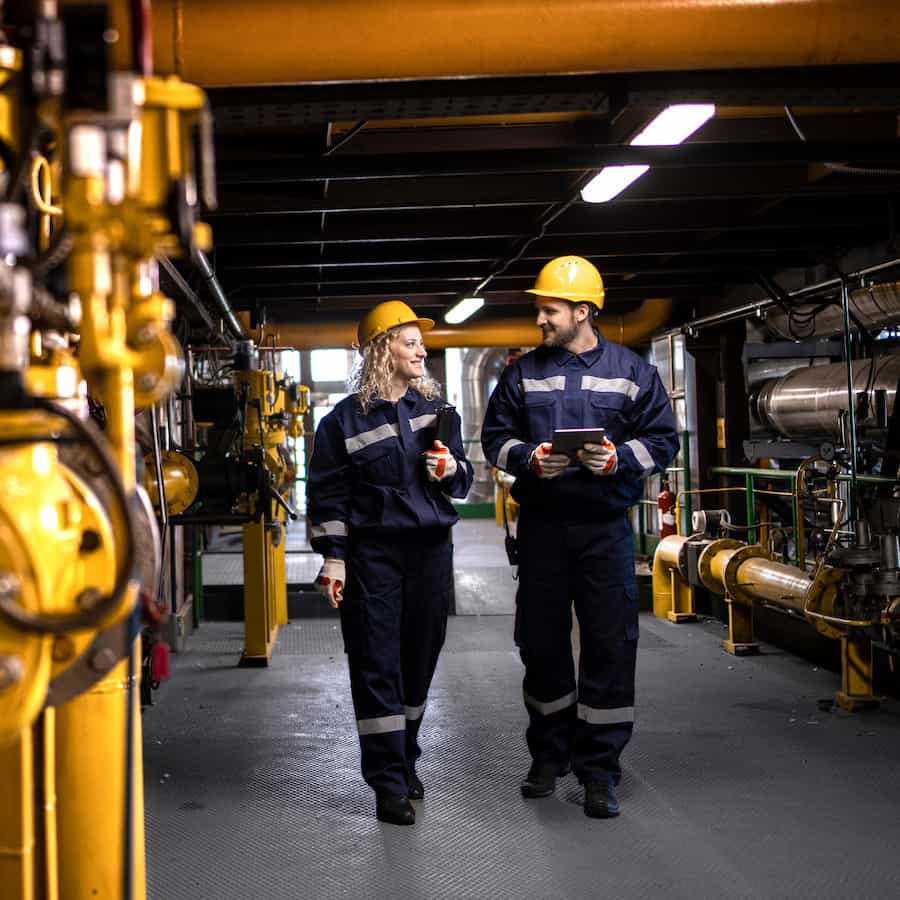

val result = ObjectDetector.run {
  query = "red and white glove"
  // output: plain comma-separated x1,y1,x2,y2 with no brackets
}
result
315,557,345,608
577,437,618,476
529,442,569,479
424,440,458,482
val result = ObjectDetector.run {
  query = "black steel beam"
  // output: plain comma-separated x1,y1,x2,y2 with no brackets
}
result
216,141,900,185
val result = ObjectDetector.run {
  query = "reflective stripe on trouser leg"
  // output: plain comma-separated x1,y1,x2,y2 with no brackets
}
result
514,515,577,768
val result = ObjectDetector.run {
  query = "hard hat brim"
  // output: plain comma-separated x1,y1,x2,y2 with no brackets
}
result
525,288,604,304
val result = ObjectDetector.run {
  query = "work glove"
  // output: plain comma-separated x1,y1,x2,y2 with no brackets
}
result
315,557,345,608
529,442,569,479
577,437,618,476
423,440,458,482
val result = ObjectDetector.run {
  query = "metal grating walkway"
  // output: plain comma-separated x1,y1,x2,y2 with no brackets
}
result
144,615,900,900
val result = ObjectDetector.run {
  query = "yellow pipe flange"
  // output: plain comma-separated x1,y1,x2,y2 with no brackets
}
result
696,539,744,594
805,567,851,640
722,544,772,607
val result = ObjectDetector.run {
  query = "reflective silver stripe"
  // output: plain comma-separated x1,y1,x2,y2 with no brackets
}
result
409,413,437,432
357,714,406,736
625,438,656,474
524,689,577,716
404,703,426,721
581,375,640,401
310,520,348,539
577,703,635,725
497,438,525,470
522,375,566,393
345,422,400,454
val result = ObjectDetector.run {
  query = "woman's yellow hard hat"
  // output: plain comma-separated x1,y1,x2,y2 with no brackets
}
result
357,300,435,348
526,255,605,308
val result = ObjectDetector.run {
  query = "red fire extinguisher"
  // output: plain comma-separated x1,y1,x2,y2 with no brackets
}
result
657,478,676,538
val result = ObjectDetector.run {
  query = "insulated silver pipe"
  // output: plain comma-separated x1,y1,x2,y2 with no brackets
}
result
765,282,900,340
735,557,811,615
753,354,900,439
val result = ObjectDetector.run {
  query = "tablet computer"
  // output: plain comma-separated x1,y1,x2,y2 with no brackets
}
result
551,427,605,455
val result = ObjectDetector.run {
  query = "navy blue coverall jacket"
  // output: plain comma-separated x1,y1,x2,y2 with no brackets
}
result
307,389,473,795
481,331,678,784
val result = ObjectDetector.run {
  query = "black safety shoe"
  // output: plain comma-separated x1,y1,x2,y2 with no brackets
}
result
376,793,415,826
584,781,620,819
407,770,424,801
520,762,568,798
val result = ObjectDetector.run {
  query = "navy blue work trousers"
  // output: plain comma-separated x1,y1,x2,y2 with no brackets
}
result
515,510,639,786
339,528,452,796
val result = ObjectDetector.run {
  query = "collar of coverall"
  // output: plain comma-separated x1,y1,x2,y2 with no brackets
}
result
549,327,605,367
371,388,419,407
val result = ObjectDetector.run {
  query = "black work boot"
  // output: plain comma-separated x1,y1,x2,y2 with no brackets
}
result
407,770,424,801
376,793,416,826
520,762,568,798
584,781,620,819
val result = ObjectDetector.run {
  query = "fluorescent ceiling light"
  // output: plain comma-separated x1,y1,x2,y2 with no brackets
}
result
581,104,716,204
445,296,484,324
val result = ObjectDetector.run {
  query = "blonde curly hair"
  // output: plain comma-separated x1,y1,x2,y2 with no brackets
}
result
349,328,441,414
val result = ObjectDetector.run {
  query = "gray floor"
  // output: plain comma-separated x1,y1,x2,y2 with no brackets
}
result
143,614,900,900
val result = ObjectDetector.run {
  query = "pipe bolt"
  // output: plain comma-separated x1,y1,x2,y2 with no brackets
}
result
139,373,159,391
89,647,117,673
52,636,74,662
0,655,24,690
76,587,103,610
0,572,20,600
79,529,102,554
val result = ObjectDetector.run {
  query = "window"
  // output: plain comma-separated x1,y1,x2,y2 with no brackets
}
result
310,349,352,383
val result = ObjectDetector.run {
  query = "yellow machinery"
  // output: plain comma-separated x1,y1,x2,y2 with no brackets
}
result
144,342,308,665
0,2,216,897
652,508,892,712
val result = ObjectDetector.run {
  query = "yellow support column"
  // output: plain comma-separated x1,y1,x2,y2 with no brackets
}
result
274,513,288,627
835,631,881,711
55,640,146,900
722,596,759,656
0,729,35,900
241,517,275,665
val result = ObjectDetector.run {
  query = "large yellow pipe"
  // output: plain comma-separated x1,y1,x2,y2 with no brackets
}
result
117,1,900,87
278,297,672,350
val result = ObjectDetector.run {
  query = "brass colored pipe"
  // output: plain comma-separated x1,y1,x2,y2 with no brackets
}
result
0,729,35,900
277,298,672,351
101,0,900,87
651,534,688,619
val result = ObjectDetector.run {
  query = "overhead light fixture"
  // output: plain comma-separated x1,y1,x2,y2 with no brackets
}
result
444,296,484,324
581,104,716,204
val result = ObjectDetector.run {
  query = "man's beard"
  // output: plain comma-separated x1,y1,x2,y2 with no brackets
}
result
541,318,578,347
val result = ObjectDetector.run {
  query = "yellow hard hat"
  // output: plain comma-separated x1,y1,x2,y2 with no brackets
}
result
357,300,435,348
526,255,605,309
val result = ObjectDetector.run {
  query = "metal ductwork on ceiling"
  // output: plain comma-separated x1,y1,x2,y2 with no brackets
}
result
765,283,900,341
752,354,900,439
120,0,900,87
276,298,672,351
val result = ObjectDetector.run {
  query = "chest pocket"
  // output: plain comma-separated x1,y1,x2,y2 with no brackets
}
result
352,443,402,487
587,393,630,443
523,393,557,442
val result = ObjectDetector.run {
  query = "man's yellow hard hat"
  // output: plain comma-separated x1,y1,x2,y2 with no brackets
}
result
357,300,435,348
525,255,605,309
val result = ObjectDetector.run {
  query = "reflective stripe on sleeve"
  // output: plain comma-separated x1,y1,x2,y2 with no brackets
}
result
577,704,635,725
522,375,566,393
497,438,525,470
345,422,400,454
404,703,426,721
409,413,437,432
523,689,577,716
581,375,640,401
310,520,348,538
625,438,656,474
357,714,406,736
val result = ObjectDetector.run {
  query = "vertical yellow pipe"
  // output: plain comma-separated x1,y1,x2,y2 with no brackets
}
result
55,640,146,900
242,517,272,663
41,709,59,900
0,729,35,900
274,512,288,627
